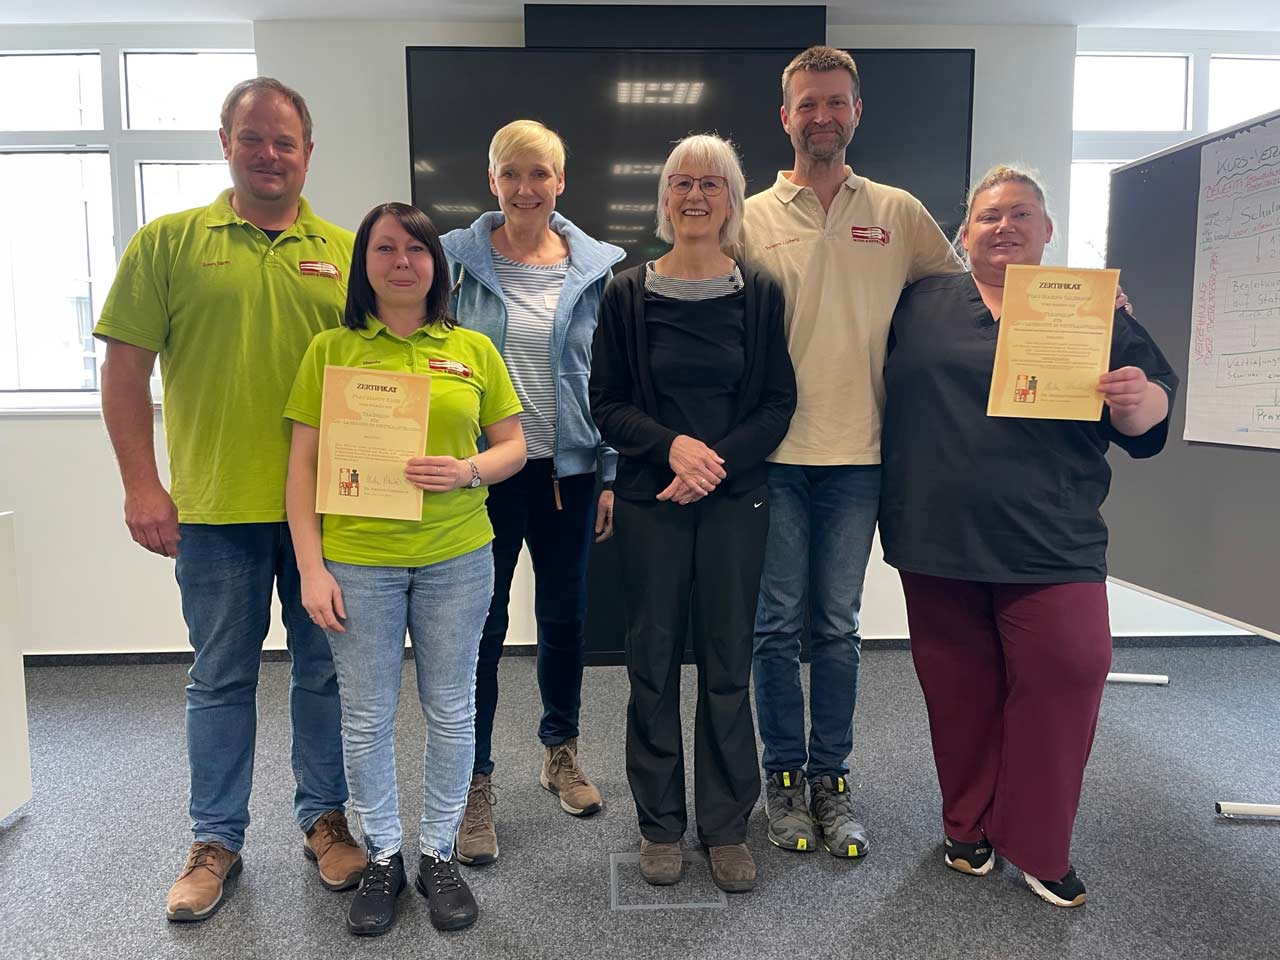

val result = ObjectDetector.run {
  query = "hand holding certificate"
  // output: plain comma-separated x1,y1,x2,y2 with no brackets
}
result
316,365,432,521
987,265,1120,421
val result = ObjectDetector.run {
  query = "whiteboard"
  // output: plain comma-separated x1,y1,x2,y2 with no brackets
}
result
1186,113,1280,448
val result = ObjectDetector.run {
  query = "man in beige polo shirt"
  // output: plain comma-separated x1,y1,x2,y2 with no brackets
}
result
734,45,962,860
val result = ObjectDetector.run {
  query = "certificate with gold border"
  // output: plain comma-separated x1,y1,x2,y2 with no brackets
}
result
987,265,1119,421
316,365,431,521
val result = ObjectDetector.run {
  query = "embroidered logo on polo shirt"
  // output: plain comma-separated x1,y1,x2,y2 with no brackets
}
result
850,225,892,245
764,237,802,251
428,358,473,378
201,259,231,268
299,260,341,280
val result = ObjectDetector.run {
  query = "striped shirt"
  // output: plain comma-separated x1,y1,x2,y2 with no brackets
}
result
491,248,568,459
644,261,744,300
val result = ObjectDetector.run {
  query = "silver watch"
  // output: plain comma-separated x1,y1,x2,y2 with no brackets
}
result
466,458,482,488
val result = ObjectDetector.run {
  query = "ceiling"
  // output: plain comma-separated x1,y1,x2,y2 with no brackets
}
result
2,0,1279,31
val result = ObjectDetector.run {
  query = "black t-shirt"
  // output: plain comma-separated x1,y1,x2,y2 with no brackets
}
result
644,289,746,445
879,272,1179,583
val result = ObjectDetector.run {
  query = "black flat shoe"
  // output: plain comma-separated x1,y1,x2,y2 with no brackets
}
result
346,852,406,935
415,852,479,931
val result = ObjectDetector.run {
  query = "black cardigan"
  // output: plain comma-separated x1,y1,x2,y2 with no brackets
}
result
589,263,797,499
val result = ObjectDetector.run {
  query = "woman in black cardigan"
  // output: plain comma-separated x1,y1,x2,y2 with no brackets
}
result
589,134,796,894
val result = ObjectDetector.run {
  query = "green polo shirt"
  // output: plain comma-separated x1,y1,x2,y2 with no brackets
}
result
94,190,354,523
284,318,523,567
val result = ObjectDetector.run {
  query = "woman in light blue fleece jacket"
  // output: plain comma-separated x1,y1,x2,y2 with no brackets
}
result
440,120,624,866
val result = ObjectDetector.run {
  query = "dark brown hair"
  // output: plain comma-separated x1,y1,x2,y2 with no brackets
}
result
221,77,313,143
781,46,861,106
344,203,455,332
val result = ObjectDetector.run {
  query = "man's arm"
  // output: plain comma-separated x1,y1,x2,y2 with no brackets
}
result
100,338,179,557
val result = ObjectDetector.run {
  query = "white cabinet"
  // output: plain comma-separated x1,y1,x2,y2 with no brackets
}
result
0,512,32,819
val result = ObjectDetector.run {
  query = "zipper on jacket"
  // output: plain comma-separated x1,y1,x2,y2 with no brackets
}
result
552,464,563,511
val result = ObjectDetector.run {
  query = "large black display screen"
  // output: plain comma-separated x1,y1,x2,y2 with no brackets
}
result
407,47,974,273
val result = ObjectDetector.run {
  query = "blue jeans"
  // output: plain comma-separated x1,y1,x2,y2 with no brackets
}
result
325,545,493,861
752,464,881,778
176,522,347,853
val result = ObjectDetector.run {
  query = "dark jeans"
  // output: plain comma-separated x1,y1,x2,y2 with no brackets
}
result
175,522,347,851
473,459,596,776
613,486,767,846
752,463,881,778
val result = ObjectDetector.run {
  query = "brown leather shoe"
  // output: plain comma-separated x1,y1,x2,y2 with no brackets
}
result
540,737,603,816
707,843,756,893
455,773,499,866
639,838,683,886
166,841,242,922
304,810,365,891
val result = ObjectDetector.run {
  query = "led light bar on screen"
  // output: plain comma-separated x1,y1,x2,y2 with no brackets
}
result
616,81,705,105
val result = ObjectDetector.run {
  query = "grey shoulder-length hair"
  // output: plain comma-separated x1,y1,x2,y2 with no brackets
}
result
655,133,748,247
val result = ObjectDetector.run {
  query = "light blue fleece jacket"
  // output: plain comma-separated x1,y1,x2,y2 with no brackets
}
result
442,211,625,482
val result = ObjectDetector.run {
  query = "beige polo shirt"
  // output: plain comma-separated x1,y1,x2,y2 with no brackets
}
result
735,169,962,465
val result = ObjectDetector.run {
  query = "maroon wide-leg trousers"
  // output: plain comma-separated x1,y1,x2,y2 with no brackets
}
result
899,572,1112,880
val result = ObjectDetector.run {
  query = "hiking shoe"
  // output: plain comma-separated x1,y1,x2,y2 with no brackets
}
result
304,809,365,891
455,774,498,866
639,838,683,886
765,770,818,852
1024,866,1087,907
944,836,994,876
346,852,406,936
166,841,242,922
707,843,756,893
809,774,869,858
416,853,479,931
540,737,603,816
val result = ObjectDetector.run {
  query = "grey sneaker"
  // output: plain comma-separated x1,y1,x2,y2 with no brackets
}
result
809,774,869,858
765,770,817,852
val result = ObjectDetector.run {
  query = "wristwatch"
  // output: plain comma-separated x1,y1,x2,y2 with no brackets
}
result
466,458,482,488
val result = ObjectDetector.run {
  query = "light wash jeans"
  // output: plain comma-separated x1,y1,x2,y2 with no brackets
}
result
752,464,881,778
324,544,493,861
176,522,346,852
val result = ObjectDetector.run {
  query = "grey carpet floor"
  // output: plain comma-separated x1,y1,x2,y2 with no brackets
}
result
2,644,1279,960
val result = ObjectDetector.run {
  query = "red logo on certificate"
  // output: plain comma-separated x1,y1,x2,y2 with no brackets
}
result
428,358,473,378
299,260,341,279
850,225,891,245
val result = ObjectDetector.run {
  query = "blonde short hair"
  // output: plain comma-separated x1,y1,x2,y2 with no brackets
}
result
781,46,860,107
488,119,567,177
955,164,1054,251
655,134,747,247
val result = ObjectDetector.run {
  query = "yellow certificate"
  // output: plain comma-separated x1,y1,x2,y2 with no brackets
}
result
987,264,1120,421
316,365,431,521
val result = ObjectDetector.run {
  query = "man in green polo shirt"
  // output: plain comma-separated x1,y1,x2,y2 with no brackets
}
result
94,77,364,922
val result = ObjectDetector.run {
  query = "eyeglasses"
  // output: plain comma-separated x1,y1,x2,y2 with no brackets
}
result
667,174,727,197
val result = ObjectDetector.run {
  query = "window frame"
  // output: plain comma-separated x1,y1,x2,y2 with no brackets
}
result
1070,29,1280,271
0,23,253,411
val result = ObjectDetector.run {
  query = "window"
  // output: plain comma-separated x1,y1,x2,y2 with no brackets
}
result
1073,55,1189,132
0,54,102,131
1209,57,1280,132
0,30,254,400
1067,162,1121,270
125,53,257,129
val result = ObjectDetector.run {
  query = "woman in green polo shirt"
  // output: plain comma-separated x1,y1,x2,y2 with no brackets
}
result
284,202,525,938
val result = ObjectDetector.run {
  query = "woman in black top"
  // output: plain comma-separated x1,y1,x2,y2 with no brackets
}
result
590,134,796,894
880,165,1177,909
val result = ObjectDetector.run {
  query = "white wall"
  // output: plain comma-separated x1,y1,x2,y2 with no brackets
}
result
0,18,1248,656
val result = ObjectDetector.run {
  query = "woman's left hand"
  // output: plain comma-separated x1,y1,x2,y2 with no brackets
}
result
1097,366,1149,410
657,475,704,506
1115,285,1135,316
405,456,469,493
594,490,615,543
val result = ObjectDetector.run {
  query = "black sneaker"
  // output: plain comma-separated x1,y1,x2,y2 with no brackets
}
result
943,836,994,876
1023,866,1087,907
415,852,479,931
346,852,406,936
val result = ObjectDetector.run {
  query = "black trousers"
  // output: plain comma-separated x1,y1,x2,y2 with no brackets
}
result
473,459,596,775
613,484,768,846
